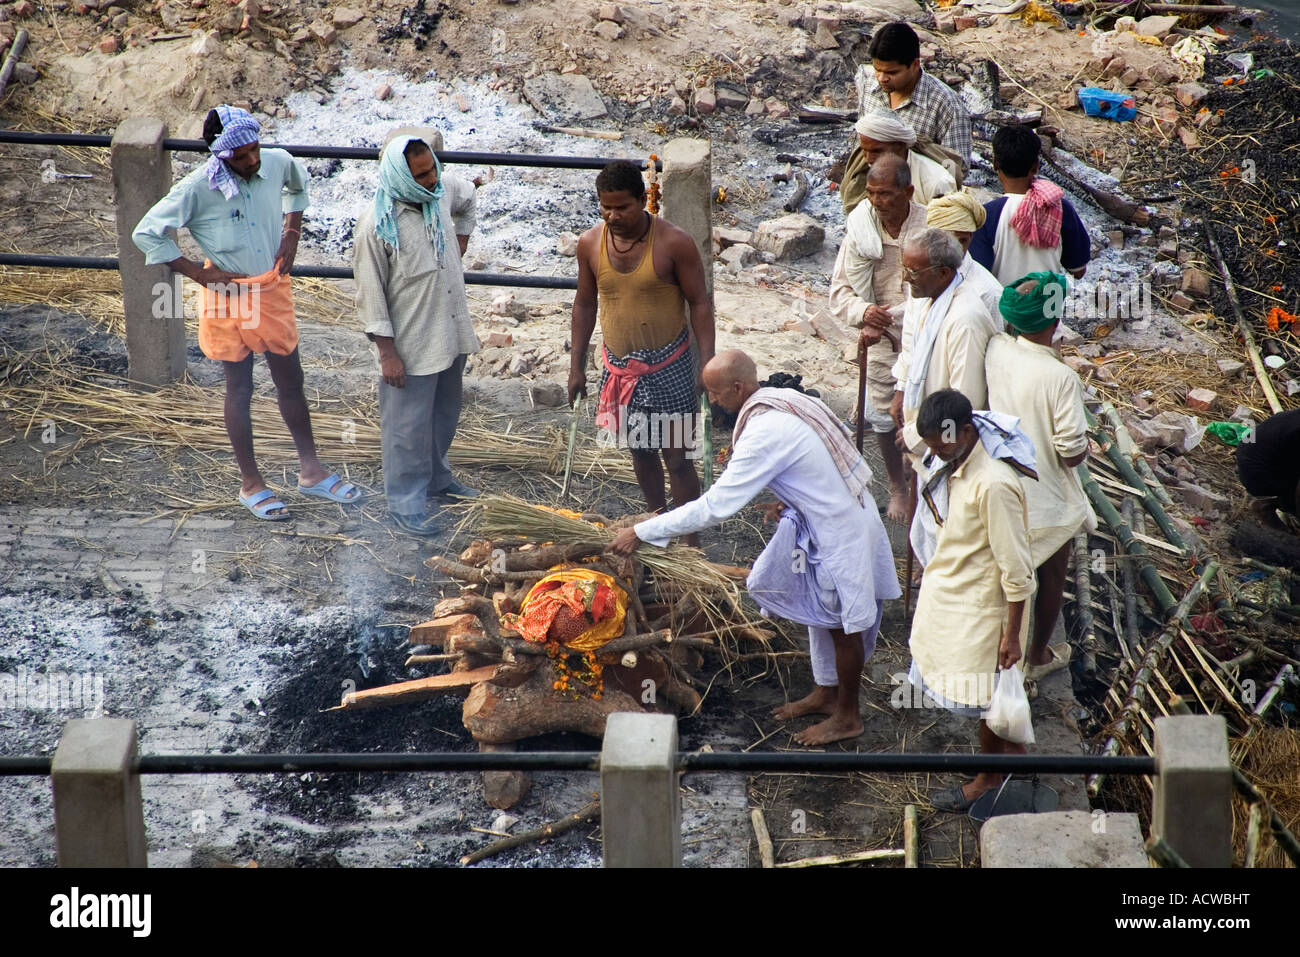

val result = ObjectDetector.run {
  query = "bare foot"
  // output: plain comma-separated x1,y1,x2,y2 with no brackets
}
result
793,713,864,746
911,566,923,588
772,686,837,722
886,488,910,524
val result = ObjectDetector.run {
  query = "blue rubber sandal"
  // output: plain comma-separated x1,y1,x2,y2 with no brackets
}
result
297,472,364,504
239,488,291,521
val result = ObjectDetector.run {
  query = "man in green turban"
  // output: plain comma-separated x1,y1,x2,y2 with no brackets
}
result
984,272,1096,689
354,134,481,536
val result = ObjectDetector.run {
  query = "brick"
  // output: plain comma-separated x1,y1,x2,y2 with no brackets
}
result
1180,266,1211,299
484,332,514,348
98,35,120,53
1185,387,1218,412
1216,359,1244,378
693,86,716,115
1174,82,1209,108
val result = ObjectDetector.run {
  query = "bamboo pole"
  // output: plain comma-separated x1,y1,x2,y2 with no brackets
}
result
1086,409,1186,551
1088,562,1217,797
1205,222,1284,414
1100,403,1175,508
1073,531,1099,677
1119,498,1140,662
775,848,904,868
751,809,776,869
904,805,920,869
1079,463,1179,618
1244,803,1262,868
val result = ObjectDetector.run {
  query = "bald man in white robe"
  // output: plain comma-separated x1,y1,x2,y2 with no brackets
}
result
609,350,900,746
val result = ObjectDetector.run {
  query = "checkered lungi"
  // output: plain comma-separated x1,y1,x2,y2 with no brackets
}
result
597,326,697,451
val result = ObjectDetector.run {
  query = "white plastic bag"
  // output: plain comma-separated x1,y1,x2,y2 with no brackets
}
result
982,665,1035,745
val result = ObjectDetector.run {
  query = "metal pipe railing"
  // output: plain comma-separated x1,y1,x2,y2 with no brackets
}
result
0,751,1157,777
0,253,579,290
0,130,661,169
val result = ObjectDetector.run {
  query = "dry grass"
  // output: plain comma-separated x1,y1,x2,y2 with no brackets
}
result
1231,727,1300,868
0,345,639,486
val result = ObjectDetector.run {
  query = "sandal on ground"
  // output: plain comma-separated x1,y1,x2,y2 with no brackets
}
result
239,488,290,521
298,472,365,504
930,785,981,813
1023,643,1072,682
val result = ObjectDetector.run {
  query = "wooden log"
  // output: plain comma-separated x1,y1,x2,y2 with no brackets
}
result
426,553,548,584
432,593,496,619
334,665,499,711
1040,147,1150,226
776,848,905,868
904,805,920,869
480,741,531,811
460,801,600,866
410,613,486,645
751,809,776,868
462,660,645,744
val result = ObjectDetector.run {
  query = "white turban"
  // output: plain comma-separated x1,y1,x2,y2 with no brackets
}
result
854,109,917,147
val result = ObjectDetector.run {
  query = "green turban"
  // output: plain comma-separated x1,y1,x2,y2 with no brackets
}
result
999,271,1068,334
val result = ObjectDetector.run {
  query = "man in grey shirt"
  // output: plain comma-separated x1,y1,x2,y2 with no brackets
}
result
353,135,480,536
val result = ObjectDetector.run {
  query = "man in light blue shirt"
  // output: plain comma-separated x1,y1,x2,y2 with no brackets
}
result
133,105,363,520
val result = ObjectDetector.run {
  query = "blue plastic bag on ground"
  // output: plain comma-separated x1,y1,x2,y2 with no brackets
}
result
1077,87,1137,122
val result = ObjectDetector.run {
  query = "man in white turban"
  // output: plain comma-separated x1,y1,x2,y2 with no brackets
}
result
841,110,957,216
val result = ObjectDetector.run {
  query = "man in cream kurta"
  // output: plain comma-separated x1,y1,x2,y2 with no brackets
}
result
889,228,993,459
908,388,1035,811
608,350,900,747
829,154,927,522
986,272,1095,681
354,135,481,535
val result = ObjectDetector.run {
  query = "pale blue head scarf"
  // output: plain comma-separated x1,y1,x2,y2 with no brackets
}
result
205,105,261,200
374,135,445,260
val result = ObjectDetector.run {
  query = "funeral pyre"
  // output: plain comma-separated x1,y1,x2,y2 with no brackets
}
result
330,495,772,810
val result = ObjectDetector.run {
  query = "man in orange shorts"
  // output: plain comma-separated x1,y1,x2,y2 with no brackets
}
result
133,105,362,520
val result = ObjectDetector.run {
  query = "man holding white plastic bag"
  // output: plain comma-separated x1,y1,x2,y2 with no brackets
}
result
907,388,1036,811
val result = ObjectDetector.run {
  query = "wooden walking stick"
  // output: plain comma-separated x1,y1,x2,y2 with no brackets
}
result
854,335,867,454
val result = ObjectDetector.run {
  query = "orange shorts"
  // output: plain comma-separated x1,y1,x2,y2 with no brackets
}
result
197,260,298,362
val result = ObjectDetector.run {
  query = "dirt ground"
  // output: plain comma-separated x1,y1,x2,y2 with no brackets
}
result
2,0,1296,869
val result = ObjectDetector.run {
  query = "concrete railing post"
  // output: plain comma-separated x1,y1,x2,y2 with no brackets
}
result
659,137,713,306
51,718,148,867
600,712,681,868
1153,714,1231,867
111,117,184,387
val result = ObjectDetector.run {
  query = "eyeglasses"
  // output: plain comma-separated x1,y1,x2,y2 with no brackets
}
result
902,265,942,282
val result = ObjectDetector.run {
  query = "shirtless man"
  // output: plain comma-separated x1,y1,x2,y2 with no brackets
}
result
569,160,715,521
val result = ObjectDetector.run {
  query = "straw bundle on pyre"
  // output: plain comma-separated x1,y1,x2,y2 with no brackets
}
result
331,495,773,809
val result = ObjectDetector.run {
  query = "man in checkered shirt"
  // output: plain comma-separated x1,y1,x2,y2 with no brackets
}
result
854,21,972,176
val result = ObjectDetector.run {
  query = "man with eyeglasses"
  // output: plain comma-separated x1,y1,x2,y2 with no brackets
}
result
890,228,993,466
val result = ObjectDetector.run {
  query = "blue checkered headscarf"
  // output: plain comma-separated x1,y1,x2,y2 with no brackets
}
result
206,105,261,200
